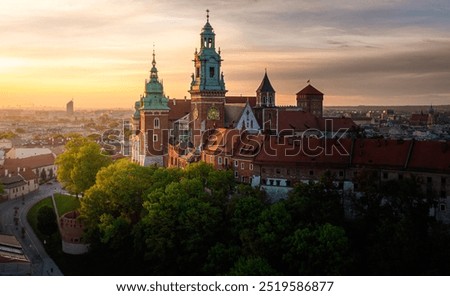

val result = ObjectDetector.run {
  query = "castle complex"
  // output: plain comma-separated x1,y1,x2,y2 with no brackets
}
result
131,12,450,222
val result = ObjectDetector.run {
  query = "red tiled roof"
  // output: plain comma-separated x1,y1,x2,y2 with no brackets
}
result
254,136,351,166
168,99,191,121
3,154,55,170
352,139,410,169
278,110,322,131
296,84,323,96
203,128,241,155
226,96,257,107
233,132,265,159
408,141,450,172
277,111,357,132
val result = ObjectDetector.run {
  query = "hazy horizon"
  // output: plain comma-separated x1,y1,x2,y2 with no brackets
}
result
1,0,449,109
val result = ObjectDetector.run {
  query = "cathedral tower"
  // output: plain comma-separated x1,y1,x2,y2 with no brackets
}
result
254,70,278,134
296,83,324,117
132,50,170,166
189,10,227,149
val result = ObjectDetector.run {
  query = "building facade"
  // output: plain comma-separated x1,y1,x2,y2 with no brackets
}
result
130,12,450,222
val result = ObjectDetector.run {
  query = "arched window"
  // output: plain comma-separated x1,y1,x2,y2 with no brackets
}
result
154,117,160,129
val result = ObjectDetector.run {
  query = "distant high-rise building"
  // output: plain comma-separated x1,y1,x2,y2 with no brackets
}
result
66,100,74,115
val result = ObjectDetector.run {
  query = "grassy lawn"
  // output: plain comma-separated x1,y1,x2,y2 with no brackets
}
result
27,197,54,240
53,193,81,217
27,196,92,275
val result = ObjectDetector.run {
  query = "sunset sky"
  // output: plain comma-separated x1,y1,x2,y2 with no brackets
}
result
1,0,449,110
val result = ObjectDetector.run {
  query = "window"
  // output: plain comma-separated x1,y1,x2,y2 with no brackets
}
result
196,67,200,78
153,134,158,142
276,180,281,186
241,162,245,170
276,169,281,174
249,164,253,171
218,157,222,165
234,171,238,178
440,204,446,211
209,67,215,78
234,160,238,167
154,117,160,129
269,180,274,186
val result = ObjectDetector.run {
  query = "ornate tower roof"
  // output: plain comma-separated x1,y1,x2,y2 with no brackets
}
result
256,70,275,93
141,49,169,110
190,10,226,93
256,70,276,107
296,84,323,96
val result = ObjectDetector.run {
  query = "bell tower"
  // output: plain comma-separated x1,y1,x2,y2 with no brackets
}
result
133,49,170,166
189,10,227,149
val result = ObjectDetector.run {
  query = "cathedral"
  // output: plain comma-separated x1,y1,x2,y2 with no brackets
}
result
130,12,449,218
131,11,341,168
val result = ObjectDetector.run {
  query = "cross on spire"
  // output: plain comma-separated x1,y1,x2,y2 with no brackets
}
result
206,9,210,22
152,43,156,67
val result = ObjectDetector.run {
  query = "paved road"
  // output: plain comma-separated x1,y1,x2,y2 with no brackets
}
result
0,182,64,276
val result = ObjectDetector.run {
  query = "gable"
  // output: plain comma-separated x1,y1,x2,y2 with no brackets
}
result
235,103,260,132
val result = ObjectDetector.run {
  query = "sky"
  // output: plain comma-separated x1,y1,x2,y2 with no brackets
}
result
1,0,450,110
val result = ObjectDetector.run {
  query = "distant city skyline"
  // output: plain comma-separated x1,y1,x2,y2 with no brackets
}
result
1,0,449,109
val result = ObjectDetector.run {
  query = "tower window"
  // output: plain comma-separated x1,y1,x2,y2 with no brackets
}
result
196,67,200,78
154,118,160,129
209,67,215,78
208,38,212,48
153,134,158,142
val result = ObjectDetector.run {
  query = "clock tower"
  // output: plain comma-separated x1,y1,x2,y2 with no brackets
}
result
189,10,227,149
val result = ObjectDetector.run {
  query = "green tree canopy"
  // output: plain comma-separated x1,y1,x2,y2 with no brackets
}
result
283,223,350,275
37,206,58,236
56,136,111,195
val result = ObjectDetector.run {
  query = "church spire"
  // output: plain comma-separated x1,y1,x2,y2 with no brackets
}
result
256,70,276,107
190,10,226,93
150,46,158,81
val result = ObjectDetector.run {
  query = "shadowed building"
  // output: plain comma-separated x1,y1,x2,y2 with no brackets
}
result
66,99,74,116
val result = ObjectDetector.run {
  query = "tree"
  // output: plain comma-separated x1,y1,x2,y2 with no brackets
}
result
37,206,58,236
283,224,350,275
141,177,222,275
351,177,433,275
81,159,157,241
228,256,278,276
56,137,111,195
286,174,344,227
